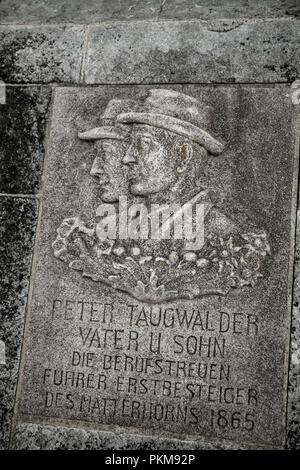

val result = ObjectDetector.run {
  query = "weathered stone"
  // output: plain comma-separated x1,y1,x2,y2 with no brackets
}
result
85,19,299,84
0,26,85,83
15,85,298,448
287,209,300,450
11,422,247,450
0,0,299,24
0,197,39,450
85,19,299,85
0,0,162,24
160,0,300,20
0,86,51,194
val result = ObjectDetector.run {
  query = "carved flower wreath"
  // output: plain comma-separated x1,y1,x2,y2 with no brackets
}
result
52,217,271,303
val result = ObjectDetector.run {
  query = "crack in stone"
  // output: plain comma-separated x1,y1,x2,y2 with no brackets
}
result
159,0,168,16
206,20,244,32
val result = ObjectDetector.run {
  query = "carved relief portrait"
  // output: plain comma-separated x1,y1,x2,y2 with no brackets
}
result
78,99,135,202
52,89,271,303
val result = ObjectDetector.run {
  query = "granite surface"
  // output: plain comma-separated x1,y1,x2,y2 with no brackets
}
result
287,209,300,450
11,422,248,450
160,0,300,20
0,197,39,450
0,86,51,194
0,26,85,83
16,85,297,448
0,0,162,24
85,19,300,84
0,0,299,24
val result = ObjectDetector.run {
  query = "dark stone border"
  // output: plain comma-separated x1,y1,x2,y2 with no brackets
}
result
286,210,300,449
0,197,39,449
0,86,51,194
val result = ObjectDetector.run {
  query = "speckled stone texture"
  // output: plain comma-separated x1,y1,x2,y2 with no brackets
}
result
0,197,39,450
0,86,51,194
11,422,248,450
0,0,299,23
0,26,85,83
0,0,162,24
160,0,300,20
287,209,300,450
85,19,300,84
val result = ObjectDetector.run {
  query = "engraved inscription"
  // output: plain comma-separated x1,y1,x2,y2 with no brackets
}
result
39,298,261,437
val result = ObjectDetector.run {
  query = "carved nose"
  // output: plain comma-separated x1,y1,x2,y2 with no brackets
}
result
90,157,103,176
123,145,137,164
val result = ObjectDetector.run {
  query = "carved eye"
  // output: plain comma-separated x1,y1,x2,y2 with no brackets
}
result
102,143,114,152
140,136,151,148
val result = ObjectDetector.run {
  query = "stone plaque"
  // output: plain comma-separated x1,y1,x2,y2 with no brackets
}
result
17,86,298,447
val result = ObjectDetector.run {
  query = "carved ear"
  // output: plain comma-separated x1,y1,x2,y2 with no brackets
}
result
176,143,193,174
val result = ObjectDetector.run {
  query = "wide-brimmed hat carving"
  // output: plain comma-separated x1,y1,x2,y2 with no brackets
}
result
117,89,225,155
78,99,136,141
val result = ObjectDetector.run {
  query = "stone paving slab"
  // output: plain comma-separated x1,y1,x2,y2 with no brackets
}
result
0,26,85,83
85,19,300,84
0,0,299,24
11,422,248,450
160,0,300,20
0,86,51,194
0,197,39,450
15,85,298,448
0,0,162,24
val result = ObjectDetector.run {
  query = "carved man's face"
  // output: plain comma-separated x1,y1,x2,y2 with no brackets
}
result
122,125,179,196
90,138,128,202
